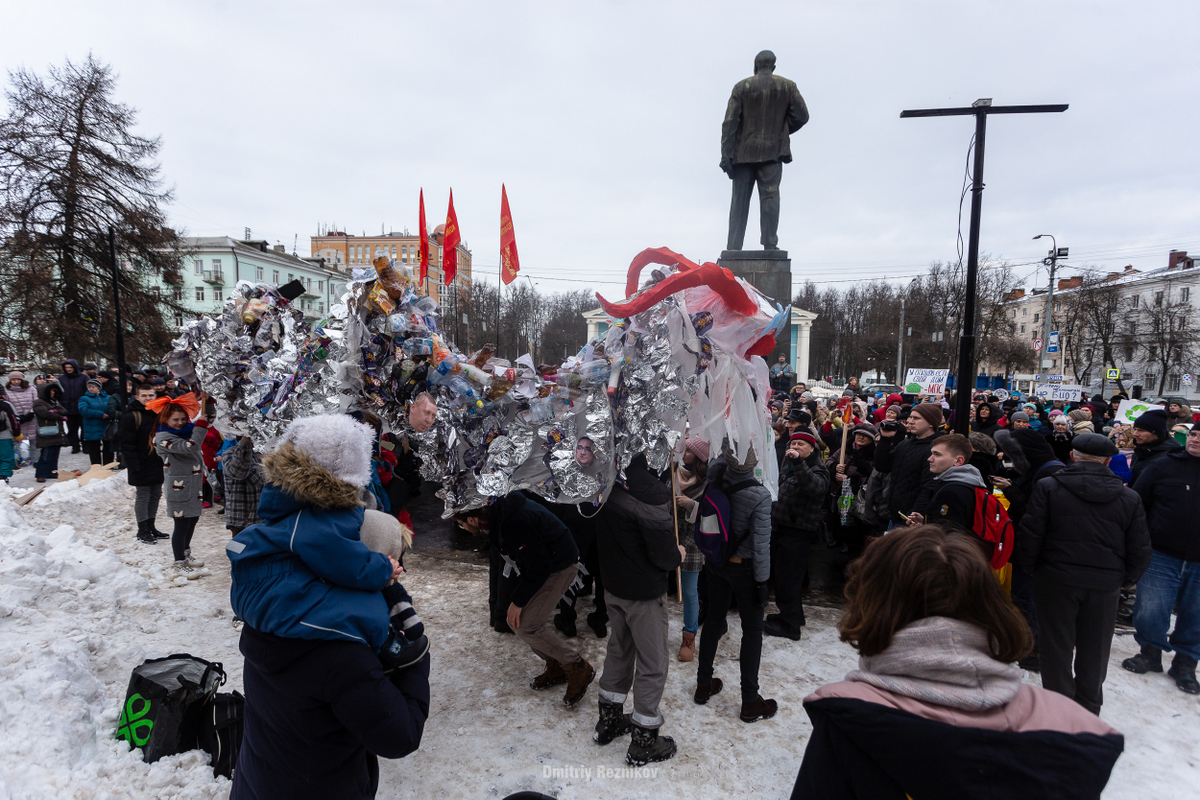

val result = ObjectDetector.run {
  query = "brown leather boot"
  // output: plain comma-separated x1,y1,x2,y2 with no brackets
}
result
740,694,778,723
678,631,695,662
529,658,567,691
561,658,595,707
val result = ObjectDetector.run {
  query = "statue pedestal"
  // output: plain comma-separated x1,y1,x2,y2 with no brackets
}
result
717,249,792,310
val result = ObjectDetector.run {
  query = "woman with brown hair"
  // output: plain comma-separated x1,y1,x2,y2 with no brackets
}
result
153,394,212,579
791,525,1124,800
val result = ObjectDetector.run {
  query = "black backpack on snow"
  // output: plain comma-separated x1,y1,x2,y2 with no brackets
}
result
197,690,245,778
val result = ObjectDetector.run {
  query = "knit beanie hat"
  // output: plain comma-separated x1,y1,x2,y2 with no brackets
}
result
724,443,758,474
685,437,711,464
1048,409,1063,418
7,371,22,382
852,422,880,440
912,403,943,428
277,414,376,487
1068,408,1091,423
359,509,413,561
968,431,996,456
1009,411,1030,423
86,378,102,390
1073,420,1095,434
1133,408,1168,440
789,431,817,448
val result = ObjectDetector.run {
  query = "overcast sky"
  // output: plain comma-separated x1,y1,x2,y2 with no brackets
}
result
6,1,1200,299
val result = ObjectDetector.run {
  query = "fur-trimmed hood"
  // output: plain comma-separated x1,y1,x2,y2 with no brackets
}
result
263,441,364,510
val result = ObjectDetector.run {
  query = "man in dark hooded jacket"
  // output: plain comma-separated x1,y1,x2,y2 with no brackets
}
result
874,403,944,527
592,456,684,765
58,359,88,452
1130,408,1181,484
1016,433,1151,714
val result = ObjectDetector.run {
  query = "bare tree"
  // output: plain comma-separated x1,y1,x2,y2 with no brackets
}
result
0,55,186,365
1141,288,1197,395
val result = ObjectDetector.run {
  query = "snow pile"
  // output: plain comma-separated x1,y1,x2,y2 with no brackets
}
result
0,497,229,799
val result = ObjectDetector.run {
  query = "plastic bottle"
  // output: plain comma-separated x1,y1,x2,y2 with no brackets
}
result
435,352,462,377
459,362,491,386
578,359,611,386
373,253,408,299
447,376,484,413
402,338,433,356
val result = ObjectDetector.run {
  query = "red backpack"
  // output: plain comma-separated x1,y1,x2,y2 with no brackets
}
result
971,488,1015,570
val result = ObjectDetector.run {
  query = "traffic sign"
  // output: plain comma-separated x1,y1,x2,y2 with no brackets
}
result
1106,368,1120,381
1186,374,1194,386
1032,338,1043,352
1047,331,1059,354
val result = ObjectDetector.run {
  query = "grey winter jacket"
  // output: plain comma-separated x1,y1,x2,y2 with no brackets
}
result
772,449,830,538
709,462,772,582
154,420,209,518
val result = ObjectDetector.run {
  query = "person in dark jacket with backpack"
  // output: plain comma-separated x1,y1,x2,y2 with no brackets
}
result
118,383,168,544
767,431,829,640
907,434,986,537
874,404,943,528
233,622,430,800
1123,428,1200,695
695,443,778,723
1016,433,1152,715
592,455,685,765
457,491,594,708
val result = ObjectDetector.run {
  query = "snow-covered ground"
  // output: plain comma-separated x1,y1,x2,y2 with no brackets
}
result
0,463,1197,799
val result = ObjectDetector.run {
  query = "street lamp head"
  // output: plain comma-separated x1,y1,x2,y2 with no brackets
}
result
1033,234,1047,240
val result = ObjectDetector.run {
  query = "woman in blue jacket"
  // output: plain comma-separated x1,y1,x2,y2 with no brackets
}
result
77,379,118,465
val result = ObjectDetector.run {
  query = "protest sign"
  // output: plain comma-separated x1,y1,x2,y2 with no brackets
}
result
1033,383,1088,403
904,368,949,395
1114,399,1164,426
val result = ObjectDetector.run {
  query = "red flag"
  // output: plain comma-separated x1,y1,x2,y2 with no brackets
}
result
500,184,520,285
442,189,460,286
418,189,430,285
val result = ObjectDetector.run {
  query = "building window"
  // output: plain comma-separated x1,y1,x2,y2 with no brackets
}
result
1169,374,1182,392
1155,291,1164,306
212,258,223,276
174,312,184,327
195,286,205,301
1085,348,1093,361
318,280,324,292
194,259,203,275
1125,345,1134,361
1146,374,1156,389
391,245,397,258
1183,287,1191,303
1131,295,1140,308
1010,309,1016,319
287,273,294,283
1148,345,1158,360
172,286,183,301
356,245,362,263
1022,308,1027,317
1033,312,1040,323
273,270,279,284
318,302,324,313
402,245,408,263
306,278,312,292
1019,324,1026,334
214,286,223,302
256,265,264,281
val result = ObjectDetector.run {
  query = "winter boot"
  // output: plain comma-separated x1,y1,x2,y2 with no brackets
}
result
1122,645,1163,674
593,700,632,745
586,611,608,639
172,560,205,580
764,618,802,641
150,520,169,539
136,520,157,545
1168,653,1200,695
529,659,568,691
625,723,676,766
554,612,577,638
740,694,778,723
184,548,205,568
678,632,696,662
694,678,723,705
380,632,431,673
561,659,595,708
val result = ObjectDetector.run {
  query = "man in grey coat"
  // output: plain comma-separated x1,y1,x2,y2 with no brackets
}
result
694,443,778,723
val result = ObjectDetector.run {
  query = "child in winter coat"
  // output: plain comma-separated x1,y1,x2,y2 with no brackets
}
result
227,415,429,671
153,395,212,579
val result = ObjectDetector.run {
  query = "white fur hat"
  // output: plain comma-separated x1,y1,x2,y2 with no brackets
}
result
277,414,375,487
360,509,413,560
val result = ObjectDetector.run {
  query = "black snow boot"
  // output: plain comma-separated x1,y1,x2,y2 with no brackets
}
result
379,631,430,674
1168,653,1200,695
625,723,676,766
1122,645,1163,674
586,611,608,638
135,520,157,545
593,700,632,745
554,612,577,638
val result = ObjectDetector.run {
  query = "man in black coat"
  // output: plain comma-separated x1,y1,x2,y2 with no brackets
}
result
1016,433,1152,714
458,491,594,707
875,403,944,528
58,359,88,453
1130,408,1181,484
1124,428,1200,694
117,383,167,544
232,624,430,800
768,432,829,640
593,456,684,765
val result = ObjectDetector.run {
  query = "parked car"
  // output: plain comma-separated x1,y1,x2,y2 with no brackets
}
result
862,383,903,397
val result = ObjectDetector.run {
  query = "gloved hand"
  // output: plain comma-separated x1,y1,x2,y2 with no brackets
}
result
754,582,769,607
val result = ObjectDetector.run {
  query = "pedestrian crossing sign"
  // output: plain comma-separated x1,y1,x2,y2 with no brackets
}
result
1106,368,1120,381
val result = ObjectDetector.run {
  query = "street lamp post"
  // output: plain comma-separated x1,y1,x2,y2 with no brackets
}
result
1033,234,1067,380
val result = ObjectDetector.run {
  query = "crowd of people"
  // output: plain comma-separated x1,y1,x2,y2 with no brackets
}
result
6,355,1196,798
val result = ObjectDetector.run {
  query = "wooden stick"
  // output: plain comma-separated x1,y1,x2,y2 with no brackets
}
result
839,414,851,466
670,459,683,602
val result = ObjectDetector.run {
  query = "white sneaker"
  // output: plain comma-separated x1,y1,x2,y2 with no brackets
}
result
172,560,210,580
184,549,205,568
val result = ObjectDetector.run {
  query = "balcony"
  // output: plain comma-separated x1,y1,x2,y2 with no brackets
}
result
202,270,224,284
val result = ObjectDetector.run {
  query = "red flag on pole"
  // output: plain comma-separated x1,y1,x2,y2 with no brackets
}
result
418,189,430,285
442,189,460,287
500,184,520,285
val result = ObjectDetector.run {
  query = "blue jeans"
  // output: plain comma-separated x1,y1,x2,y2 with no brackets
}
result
35,445,60,480
681,570,699,634
1133,550,1200,661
